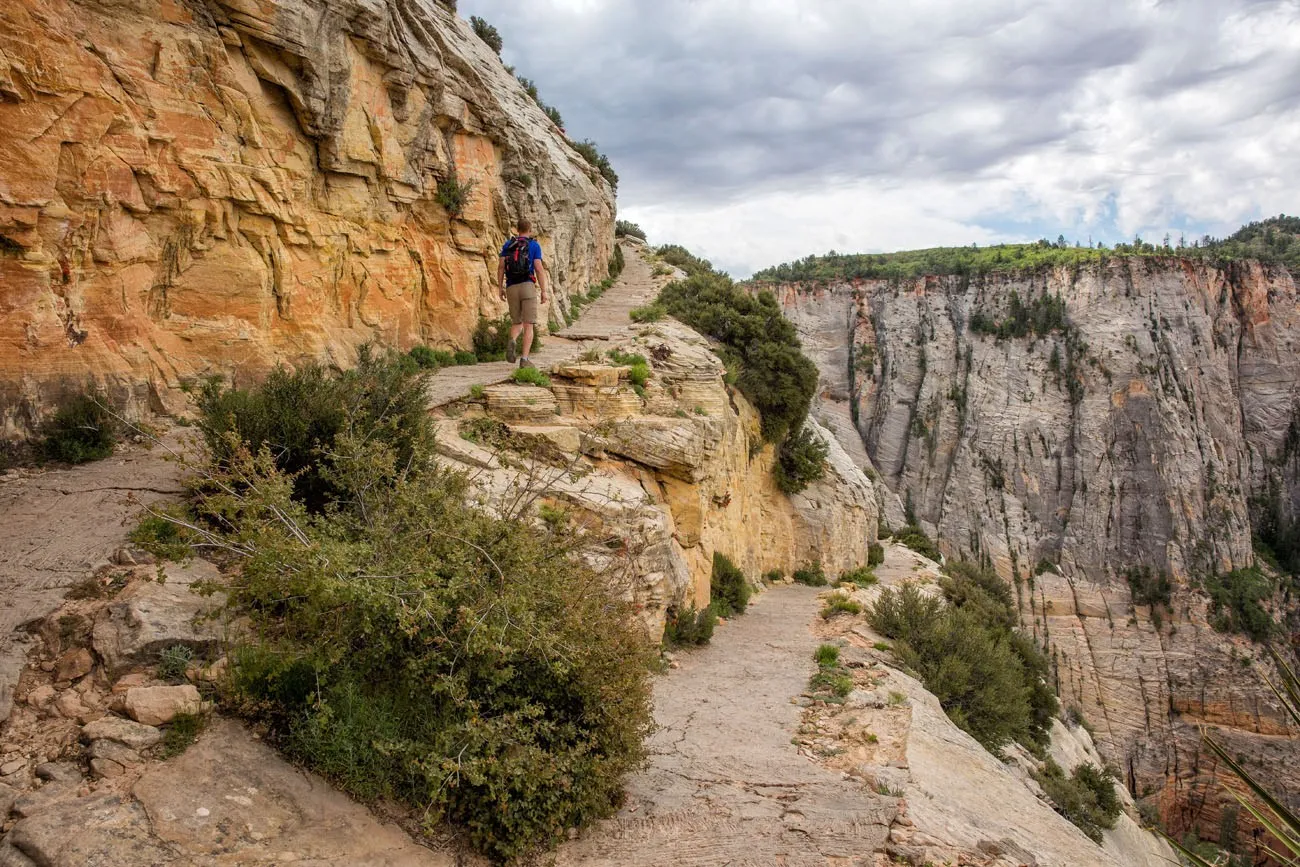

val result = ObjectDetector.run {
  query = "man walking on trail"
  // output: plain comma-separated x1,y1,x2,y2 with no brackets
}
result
498,219,548,368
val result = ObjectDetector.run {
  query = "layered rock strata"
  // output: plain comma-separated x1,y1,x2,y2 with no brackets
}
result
775,258,1300,845
0,0,614,432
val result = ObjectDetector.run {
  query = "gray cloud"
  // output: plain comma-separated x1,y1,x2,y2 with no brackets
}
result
459,0,1300,273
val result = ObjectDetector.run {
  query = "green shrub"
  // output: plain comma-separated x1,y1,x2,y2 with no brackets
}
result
763,569,784,583
1032,760,1122,843
435,172,476,218
821,592,863,619
775,424,829,493
195,420,654,862
608,350,650,392
408,346,456,369
1125,565,1172,608
710,553,751,617
809,646,853,700
156,644,195,683
130,508,197,561
473,315,540,361
615,221,646,240
814,644,841,667
792,564,828,587
40,388,116,464
629,303,666,323
662,604,717,648
195,347,431,514
571,140,618,189
868,543,885,567
656,245,713,277
468,384,485,400
1203,567,1275,642
894,524,942,562
454,350,479,366
159,712,207,759
608,245,625,280
838,567,878,588
469,15,502,54
511,367,551,388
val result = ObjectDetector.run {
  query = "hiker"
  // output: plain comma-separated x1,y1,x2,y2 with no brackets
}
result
497,218,548,368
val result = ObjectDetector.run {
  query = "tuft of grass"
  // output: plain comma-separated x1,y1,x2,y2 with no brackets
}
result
468,384,485,400
792,564,828,587
159,712,207,759
821,592,863,619
629,303,666,323
156,644,195,683
511,367,552,388
838,567,878,588
809,646,854,701
814,644,841,667
607,349,650,391
130,508,198,561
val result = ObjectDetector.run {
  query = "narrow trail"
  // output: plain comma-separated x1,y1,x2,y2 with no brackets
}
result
556,586,895,866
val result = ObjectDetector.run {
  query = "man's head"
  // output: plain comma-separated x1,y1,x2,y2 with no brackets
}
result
516,218,531,236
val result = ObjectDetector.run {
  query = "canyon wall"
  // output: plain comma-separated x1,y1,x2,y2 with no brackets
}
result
0,0,614,432
775,258,1300,846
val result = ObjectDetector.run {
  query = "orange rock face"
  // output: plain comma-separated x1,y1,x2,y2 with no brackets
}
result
0,0,614,430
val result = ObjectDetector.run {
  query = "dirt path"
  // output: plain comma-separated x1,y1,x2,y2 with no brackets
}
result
555,585,896,866
0,438,186,722
426,240,664,407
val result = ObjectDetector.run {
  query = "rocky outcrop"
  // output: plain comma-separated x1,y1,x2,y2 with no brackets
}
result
775,257,1300,848
0,0,614,433
433,320,881,632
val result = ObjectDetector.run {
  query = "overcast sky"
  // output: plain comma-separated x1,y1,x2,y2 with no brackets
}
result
459,0,1300,277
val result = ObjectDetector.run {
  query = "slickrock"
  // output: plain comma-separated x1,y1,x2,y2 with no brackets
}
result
776,258,1300,837
0,0,614,429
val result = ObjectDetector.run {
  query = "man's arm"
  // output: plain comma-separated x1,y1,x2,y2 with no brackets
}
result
496,257,506,299
534,259,548,302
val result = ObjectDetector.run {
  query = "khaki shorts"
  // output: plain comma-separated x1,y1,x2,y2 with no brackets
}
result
506,280,538,325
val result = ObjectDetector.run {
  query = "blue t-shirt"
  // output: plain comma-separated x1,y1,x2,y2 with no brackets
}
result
500,236,543,281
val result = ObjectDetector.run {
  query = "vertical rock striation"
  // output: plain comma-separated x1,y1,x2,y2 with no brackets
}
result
0,0,614,431
776,258,1300,843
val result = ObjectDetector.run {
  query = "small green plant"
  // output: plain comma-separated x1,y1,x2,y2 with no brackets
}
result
629,304,666,323
408,346,456,369
711,553,751,617
511,367,552,388
130,508,197,561
159,712,207,759
615,220,646,240
40,388,117,464
472,314,539,361
435,171,477,218
838,567,878,588
873,642,892,652
454,350,478,366
459,417,512,449
1032,760,1122,843
763,569,784,583
156,644,195,682
468,384,485,400
792,563,828,587
894,524,942,562
662,604,717,648
608,349,650,392
608,245,625,280
868,543,885,567
814,644,841,667
693,406,708,416
822,592,863,619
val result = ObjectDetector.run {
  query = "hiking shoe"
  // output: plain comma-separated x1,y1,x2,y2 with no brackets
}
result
519,357,535,369
505,335,518,363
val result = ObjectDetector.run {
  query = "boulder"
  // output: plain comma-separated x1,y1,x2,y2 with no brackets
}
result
53,648,93,682
123,686,201,726
80,716,162,750
91,566,226,675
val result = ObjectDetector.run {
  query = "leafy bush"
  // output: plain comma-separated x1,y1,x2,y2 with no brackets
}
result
408,346,456,369
40,388,116,464
469,16,502,54
894,524,942,562
763,569,784,583
543,104,564,128
658,270,819,446
868,543,885,567
710,553,751,617
608,245,625,280
1203,567,1275,642
615,221,646,240
662,604,717,648
838,567,878,588
792,564,828,587
608,349,649,393
629,303,666,323
656,245,713,278
454,350,478,366
187,385,655,863
775,424,829,493
1032,760,1122,843
868,561,1058,753
570,140,618,189
195,347,431,514
511,367,551,388
472,315,540,361
1125,565,1172,608
435,172,476,218
821,592,863,619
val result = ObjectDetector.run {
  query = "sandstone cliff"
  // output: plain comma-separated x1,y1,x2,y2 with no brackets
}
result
0,0,614,433
775,258,1300,849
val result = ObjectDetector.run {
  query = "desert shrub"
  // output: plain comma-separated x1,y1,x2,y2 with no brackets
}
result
156,644,195,683
1032,760,1122,843
775,424,829,493
821,592,863,619
454,350,478,366
814,644,841,667
656,245,713,277
792,563,828,587
408,346,456,369
615,221,646,240
662,604,717,648
608,245,625,280
570,140,618,189
629,303,666,323
469,16,502,54
1125,565,1172,608
195,347,431,514
435,172,476,218
711,553,751,617
868,543,885,567
838,567,878,588
130,508,198,561
40,388,116,464
894,524,942,562
1203,567,1275,642
607,349,649,392
511,367,551,388
763,569,784,583
190,410,655,863
472,315,541,361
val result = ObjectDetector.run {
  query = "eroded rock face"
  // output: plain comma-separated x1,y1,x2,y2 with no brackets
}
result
0,0,614,432
776,258,1300,844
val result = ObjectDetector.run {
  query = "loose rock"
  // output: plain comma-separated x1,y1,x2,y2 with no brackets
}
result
53,647,94,682
81,716,162,750
124,685,201,726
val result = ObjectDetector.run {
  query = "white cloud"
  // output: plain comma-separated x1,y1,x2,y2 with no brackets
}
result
460,0,1300,273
